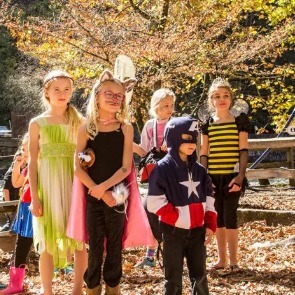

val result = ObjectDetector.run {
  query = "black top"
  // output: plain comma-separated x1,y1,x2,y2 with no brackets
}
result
200,113,250,135
86,125,125,203
3,164,20,201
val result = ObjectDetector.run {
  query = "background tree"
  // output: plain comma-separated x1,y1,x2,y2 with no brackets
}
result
1,0,294,131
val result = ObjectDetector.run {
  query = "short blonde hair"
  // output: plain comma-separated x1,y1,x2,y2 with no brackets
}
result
21,132,29,146
149,88,176,118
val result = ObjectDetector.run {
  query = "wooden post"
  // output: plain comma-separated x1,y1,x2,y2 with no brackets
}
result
288,147,295,186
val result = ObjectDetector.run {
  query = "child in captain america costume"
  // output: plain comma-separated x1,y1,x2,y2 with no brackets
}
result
147,116,217,295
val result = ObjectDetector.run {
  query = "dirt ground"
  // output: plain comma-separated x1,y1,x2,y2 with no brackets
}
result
0,184,294,294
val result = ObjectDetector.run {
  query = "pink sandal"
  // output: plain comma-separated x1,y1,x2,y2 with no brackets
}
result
39,286,44,295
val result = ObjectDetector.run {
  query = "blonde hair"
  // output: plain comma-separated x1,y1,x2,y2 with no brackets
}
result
20,132,29,145
86,79,129,140
14,132,29,157
149,88,176,118
42,70,82,140
208,78,234,111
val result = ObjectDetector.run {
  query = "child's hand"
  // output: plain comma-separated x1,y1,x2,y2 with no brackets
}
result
160,143,167,152
228,175,243,192
133,143,147,157
14,154,25,167
204,228,214,245
88,183,106,199
30,198,43,217
102,191,117,207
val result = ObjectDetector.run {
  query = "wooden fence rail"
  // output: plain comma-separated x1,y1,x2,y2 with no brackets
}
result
246,137,295,185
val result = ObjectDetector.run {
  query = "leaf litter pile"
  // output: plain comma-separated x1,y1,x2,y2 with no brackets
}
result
0,185,294,294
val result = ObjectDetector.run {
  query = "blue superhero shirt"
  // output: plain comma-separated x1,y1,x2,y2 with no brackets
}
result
147,117,217,232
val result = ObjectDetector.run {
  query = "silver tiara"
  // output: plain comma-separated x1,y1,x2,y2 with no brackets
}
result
211,77,231,87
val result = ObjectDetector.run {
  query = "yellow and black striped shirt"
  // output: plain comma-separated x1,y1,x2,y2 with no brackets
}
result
208,121,239,175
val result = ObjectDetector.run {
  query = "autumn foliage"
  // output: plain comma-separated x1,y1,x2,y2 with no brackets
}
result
1,0,294,131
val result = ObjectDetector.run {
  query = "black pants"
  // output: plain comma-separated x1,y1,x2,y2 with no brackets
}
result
84,200,125,289
161,223,209,295
14,235,33,267
143,195,162,242
210,174,244,229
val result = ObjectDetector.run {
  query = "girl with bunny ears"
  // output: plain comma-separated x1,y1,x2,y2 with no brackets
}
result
74,70,136,295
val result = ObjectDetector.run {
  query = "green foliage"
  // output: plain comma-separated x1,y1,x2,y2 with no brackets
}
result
0,26,17,81
0,24,45,126
0,25,18,124
10,0,53,18
1,0,294,132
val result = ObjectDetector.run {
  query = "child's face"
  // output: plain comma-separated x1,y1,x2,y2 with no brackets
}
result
45,78,73,107
210,87,232,111
16,143,29,164
156,96,174,120
96,81,125,113
179,134,197,159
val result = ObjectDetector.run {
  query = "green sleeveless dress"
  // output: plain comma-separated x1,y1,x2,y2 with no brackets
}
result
33,116,83,268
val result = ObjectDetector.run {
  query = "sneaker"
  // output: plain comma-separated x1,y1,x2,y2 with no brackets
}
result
135,257,156,268
54,264,74,276
64,264,74,275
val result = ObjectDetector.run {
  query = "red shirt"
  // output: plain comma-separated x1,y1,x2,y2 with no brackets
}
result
20,167,31,203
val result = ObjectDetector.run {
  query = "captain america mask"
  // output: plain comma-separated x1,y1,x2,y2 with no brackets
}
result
165,117,198,151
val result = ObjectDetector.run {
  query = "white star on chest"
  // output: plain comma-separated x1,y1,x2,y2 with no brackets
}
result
179,172,200,198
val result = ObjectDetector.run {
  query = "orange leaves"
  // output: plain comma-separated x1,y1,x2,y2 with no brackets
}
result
1,0,294,131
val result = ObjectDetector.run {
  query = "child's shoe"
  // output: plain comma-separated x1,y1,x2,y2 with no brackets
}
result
64,263,74,275
135,257,156,268
86,285,102,295
53,263,74,277
105,284,121,295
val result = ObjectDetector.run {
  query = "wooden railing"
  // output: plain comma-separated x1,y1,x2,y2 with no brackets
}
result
246,137,295,186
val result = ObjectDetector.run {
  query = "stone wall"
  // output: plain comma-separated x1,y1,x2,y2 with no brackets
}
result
0,137,19,179
0,136,19,157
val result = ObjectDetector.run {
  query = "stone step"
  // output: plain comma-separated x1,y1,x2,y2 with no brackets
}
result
238,208,295,226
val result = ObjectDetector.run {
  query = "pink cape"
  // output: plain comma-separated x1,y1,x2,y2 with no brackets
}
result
66,164,155,248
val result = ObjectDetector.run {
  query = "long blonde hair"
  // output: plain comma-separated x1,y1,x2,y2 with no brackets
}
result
42,70,82,140
86,69,137,139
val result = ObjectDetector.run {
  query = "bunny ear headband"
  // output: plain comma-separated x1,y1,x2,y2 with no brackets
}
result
94,69,137,94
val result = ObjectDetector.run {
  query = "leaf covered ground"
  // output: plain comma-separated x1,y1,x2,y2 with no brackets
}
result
0,185,294,294
241,184,295,211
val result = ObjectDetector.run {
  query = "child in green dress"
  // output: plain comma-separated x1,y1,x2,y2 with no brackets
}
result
28,70,87,295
